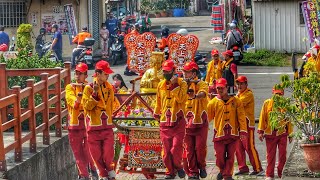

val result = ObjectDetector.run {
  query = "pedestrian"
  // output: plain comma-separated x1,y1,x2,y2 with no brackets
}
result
225,22,243,50
153,59,188,179
222,50,238,94
105,13,118,46
182,61,209,179
258,87,293,180
65,63,98,180
100,23,109,58
234,76,263,176
0,25,10,47
82,60,117,180
50,24,63,62
207,78,247,180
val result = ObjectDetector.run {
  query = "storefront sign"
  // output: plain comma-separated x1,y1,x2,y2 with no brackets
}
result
64,4,78,45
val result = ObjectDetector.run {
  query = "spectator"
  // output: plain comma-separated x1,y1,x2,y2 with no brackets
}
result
0,25,10,47
50,24,63,62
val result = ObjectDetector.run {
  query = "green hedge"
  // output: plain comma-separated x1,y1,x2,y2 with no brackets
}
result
242,49,289,66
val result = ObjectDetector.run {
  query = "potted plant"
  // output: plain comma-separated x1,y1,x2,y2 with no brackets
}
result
270,72,320,173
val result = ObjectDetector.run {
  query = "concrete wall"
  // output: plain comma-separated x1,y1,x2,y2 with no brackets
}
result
3,135,77,180
253,0,311,53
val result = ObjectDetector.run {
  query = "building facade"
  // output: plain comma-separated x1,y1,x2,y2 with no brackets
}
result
253,0,311,53
1,0,105,58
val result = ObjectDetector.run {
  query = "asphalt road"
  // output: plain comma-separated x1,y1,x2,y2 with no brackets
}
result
72,16,294,168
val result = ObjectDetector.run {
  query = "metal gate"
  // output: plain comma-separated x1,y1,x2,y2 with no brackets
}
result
89,0,100,50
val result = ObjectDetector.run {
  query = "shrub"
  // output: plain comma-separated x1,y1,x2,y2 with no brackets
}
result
17,24,33,51
242,49,289,66
0,50,62,130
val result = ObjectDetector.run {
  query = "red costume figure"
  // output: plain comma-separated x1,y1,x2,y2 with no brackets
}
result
154,60,188,179
234,76,263,176
258,87,293,179
207,78,247,180
65,63,97,180
82,61,117,180
182,62,209,179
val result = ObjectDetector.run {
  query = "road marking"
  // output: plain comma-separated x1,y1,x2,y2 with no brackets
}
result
239,72,293,75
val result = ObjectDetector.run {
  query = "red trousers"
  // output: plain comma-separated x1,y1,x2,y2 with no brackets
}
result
265,135,288,178
160,124,185,176
185,127,208,175
235,128,262,172
87,129,114,177
214,138,238,179
68,129,96,178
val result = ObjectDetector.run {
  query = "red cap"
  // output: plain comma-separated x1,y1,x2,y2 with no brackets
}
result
216,78,228,87
222,50,233,57
183,61,198,71
236,76,247,83
75,63,88,73
162,60,176,71
94,60,114,76
211,49,219,56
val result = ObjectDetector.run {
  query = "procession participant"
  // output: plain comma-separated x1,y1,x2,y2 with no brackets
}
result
183,61,209,179
205,49,223,85
234,76,263,176
65,63,98,180
258,87,293,180
207,78,247,180
206,49,224,98
154,59,188,179
82,60,117,180
221,50,238,94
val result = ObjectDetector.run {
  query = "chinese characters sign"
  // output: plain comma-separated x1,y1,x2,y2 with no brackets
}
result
64,4,78,45
124,32,156,75
302,1,320,43
167,33,199,74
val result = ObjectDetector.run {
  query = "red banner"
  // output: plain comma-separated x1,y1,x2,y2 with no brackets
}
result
167,33,199,74
124,32,156,75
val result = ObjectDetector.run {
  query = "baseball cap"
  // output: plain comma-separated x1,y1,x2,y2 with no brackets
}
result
216,78,228,88
162,60,176,71
272,86,284,95
183,61,198,71
93,60,114,77
211,49,219,56
222,50,233,57
75,63,88,73
236,76,247,83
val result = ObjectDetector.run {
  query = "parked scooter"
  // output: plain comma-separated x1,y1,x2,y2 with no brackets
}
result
9,36,16,51
232,45,243,64
194,52,207,80
40,41,59,62
109,34,126,65
75,38,95,67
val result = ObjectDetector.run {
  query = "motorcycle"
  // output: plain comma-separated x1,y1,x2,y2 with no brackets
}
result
194,52,207,80
76,38,95,67
109,34,126,65
40,42,58,62
232,45,243,64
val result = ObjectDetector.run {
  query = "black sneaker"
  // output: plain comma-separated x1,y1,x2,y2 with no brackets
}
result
234,171,249,176
164,174,175,179
177,169,186,178
217,172,223,180
199,169,207,178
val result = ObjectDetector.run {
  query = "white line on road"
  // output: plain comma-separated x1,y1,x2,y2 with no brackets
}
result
239,72,293,75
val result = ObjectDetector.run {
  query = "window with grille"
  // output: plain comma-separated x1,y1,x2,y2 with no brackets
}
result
0,1,26,27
